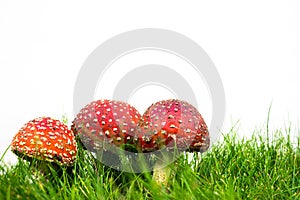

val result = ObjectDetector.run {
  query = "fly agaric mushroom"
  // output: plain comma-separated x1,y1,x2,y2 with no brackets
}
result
138,99,210,185
11,117,77,174
71,99,142,168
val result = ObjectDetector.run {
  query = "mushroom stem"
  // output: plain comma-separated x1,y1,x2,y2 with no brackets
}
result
29,159,73,180
152,158,172,186
152,151,178,187
34,160,54,175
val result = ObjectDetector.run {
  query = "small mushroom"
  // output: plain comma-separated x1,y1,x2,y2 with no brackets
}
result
138,99,210,186
11,117,77,174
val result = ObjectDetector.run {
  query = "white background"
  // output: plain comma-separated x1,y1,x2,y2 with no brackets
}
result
1,0,300,164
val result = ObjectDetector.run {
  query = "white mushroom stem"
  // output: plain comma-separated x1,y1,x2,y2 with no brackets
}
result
153,158,172,186
152,150,178,187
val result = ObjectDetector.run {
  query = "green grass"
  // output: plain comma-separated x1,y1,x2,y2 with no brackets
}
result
0,126,299,200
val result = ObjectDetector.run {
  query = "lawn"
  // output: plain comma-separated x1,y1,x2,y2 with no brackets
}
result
0,124,299,200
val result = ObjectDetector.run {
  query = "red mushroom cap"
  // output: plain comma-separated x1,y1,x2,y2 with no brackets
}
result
71,99,142,152
138,99,210,152
11,117,77,165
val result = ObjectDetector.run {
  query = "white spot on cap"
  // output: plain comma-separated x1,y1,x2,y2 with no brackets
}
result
168,115,174,119
185,129,191,133
170,124,176,128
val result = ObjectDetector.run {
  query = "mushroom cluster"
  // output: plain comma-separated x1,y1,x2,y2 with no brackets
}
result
71,99,209,185
11,99,209,185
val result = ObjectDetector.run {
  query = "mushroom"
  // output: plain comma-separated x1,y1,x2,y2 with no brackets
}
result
138,99,210,186
11,117,77,175
71,99,142,170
